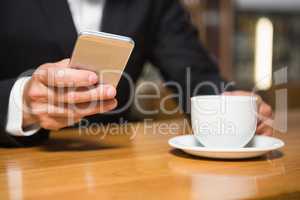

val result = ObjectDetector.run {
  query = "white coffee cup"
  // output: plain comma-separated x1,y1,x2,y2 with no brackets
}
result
191,95,257,148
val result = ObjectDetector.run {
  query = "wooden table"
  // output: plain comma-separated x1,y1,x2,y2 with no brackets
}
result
0,111,300,200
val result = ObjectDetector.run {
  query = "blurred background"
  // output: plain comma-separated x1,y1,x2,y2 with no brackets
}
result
132,0,300,119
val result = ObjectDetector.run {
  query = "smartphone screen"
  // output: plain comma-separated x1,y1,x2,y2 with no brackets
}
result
70,31,135,87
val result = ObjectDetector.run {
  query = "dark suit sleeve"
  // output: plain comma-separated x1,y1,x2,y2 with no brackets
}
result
0,79,49,148
148,0,235,113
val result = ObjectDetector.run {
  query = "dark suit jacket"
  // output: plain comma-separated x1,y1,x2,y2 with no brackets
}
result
0,0,230,147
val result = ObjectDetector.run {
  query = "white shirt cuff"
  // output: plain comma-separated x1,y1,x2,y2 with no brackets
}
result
6,77,40,136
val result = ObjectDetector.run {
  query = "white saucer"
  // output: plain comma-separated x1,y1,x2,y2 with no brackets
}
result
168,135,285,159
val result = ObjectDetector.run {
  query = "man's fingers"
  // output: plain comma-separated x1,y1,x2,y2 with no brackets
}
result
42,68,98,87
34,64,99,87
46,99,118,118
52,84,117,103
32,100,117,130
256,122,273,136
73,99,118,117
39,116,82,131
28,83,116,104
256,102,273,136
257,103,273,123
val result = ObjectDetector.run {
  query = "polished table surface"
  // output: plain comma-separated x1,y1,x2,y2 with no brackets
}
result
0,111,300,200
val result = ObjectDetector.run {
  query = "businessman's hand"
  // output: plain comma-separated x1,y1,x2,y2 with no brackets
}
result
22,59,117,131
223,91,273,136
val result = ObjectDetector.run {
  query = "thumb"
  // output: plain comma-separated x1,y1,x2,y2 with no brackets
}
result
55,58,71,68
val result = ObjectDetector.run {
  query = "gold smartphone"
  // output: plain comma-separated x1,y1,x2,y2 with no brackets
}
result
70,31,135,87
